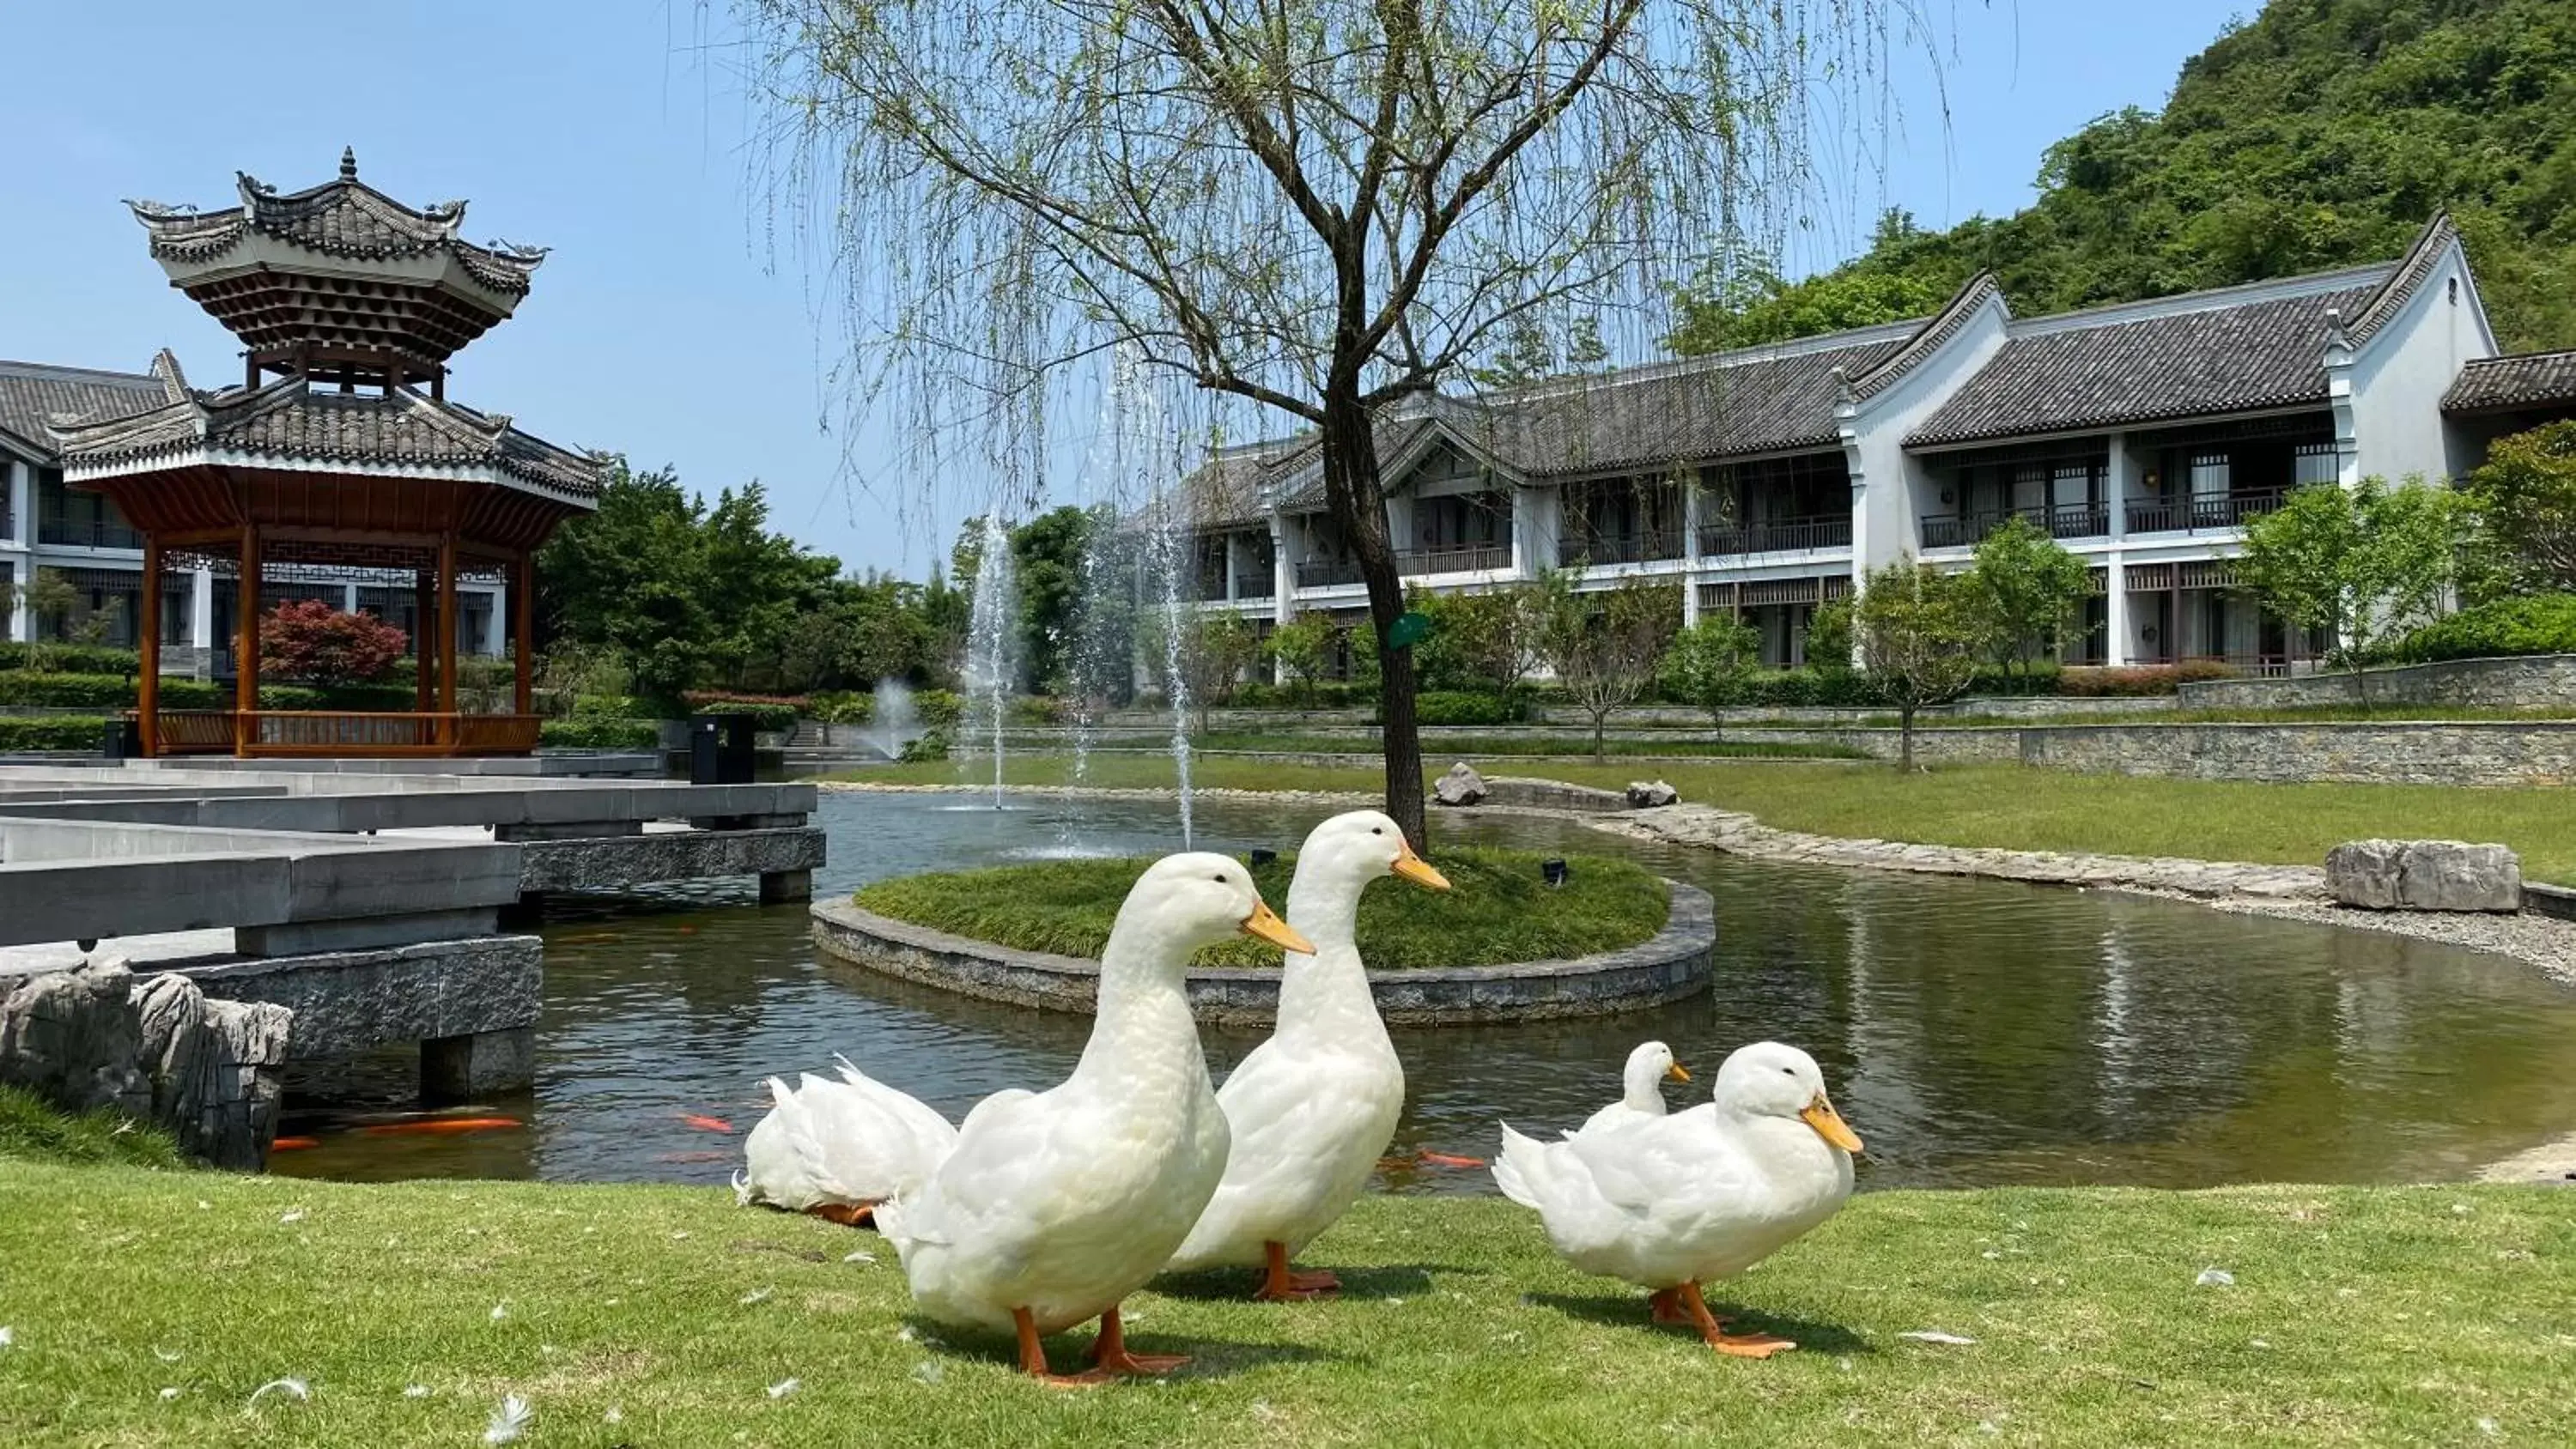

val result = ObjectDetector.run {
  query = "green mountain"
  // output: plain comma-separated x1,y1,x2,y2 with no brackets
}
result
1672,0,2576,355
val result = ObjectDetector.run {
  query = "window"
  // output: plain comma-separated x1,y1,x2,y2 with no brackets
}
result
2292,442,2338,487
2052,464,2093,511
2188,452,2232,499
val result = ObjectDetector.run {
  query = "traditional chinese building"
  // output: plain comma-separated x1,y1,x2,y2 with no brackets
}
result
38,150,599,756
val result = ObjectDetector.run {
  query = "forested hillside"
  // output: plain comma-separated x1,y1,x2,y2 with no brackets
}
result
1671,0,2576,355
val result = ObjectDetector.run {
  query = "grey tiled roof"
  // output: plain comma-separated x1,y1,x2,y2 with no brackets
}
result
127,151,544,294
51,376,601,500
2443,350,2576,415
1905,276,2385,447
0,358,167,458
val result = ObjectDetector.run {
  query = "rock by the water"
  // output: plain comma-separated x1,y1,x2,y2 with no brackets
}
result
2326,839,2523,913
0,957,293,1168
1433,761,1488,807
1626,779,1680,809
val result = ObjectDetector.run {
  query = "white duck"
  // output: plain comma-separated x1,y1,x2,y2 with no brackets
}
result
1493,1041,1862,1358
1573,1040,1691,1136
1164,809,1450,1300
747,852,1310,1384
736,1058,957,1226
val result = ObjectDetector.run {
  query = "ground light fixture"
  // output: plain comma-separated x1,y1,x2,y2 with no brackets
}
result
1249,848,1279,867
1542,858,1570,888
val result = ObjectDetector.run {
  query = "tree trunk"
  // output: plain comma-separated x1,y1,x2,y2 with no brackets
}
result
1594,708,1608,764
1899,703,1917,772
1317,385,1426,846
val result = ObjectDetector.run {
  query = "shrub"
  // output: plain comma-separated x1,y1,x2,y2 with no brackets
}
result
2383,592,2576,664
574,694,658,719
0,642,138,675
540,718,662,749
1008,695,1066,726
0,716,114,751
900,728,950,761
1401,690,1523,726
2057,661,2239,696
0,672,135,708
810,690,874,726
1720,668,1888,708
1231,680,1370,709
307,682,423,712
259,599,407,684
912,689,965,731
680,695,801,733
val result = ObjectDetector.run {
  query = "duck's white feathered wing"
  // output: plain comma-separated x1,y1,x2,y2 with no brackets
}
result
735,1060,958,1211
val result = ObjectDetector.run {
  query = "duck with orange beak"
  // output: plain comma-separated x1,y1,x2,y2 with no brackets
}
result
1494,1041,1861,1358
1164,810,1450,1300
1574,1040,1692,1135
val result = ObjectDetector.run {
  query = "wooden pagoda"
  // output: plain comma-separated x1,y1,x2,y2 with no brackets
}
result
48,149,599,757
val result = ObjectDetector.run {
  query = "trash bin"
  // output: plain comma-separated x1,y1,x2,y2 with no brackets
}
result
101,717,143,760
689,712,759,785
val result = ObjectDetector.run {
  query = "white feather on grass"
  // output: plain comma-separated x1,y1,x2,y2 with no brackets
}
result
766,1377,800,1398
483,1393,532,1445
404,1385,431,1398
248,1377,310,1404
738,1287,773,1306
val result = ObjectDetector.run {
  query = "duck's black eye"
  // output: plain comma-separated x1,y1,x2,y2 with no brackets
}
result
1371,827,1384,835
1781,1066,1795,1076
1214,873,1230,883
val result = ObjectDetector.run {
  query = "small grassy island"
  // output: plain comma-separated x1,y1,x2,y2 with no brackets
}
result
853,846,1669,969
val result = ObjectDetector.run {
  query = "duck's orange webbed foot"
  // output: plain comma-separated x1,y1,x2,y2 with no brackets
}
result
1253,1240,1340,1301
1677,1281,1797,1358
1649,1286,1695,1325
803,1202,875,1228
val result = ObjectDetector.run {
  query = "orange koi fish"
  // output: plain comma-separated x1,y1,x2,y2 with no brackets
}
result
678,1113,736,1133
358,1116,523,1137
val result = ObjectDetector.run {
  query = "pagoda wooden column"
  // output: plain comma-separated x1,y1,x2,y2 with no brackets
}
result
436,534,459,749
137,537,161,756
512,552,533,717
234,525,260,756
414,567,435,713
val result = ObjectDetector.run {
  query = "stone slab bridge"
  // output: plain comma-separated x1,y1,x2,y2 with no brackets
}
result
0,768,827,1099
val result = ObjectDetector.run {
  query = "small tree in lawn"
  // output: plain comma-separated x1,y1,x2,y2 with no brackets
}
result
2461,419,2576,595
1534,571,1682,763
1855,560,1991,772
1176,611,1261,731
1970,515,2091,690
2238,477,2460,712
1662,614,1764,737
1263,615,1336,707
260,599,408,686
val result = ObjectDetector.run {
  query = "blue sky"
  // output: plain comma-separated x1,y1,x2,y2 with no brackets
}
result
0,2,2248,576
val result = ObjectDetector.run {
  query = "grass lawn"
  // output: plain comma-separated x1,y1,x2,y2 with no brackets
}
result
853,846,1669,969
3,1158,2570,1446
1188,731,1871,760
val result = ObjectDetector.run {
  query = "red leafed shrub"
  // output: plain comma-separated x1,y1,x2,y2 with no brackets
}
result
680,690,813,711
259,599,408,685
2057,660,2241,697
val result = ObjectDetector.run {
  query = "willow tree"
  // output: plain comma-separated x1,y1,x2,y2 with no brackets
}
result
738,0,1925,842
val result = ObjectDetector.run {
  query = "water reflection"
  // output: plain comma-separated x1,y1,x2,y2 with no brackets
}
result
271,791,2576,1193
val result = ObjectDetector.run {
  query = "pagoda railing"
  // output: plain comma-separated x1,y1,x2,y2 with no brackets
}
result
151,711,544,758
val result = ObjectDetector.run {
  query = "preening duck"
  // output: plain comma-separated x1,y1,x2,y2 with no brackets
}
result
1494,1041,1861,1358
1573,1040,1690,1136
1165,809,1450,1300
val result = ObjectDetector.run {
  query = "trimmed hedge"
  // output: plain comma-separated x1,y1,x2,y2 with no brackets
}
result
2057,661,2240,697
1232,681,1373,708
540,718,660,750
0,674,432,712
2385,593,2576,664
685,700,799,733
1400,691,1526,727
0,716,112,751
0,643,139,675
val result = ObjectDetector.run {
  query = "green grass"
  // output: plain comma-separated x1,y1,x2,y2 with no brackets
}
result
2,1162,2570,1446
854,846,1669,968
0,1086,186,1171
823,755,2576,886
1187,731,1869,760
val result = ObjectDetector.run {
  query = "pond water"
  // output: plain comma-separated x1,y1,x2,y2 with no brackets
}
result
270,789,2576,1194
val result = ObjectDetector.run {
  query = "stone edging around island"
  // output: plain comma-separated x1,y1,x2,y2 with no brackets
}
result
809,882,1715,1028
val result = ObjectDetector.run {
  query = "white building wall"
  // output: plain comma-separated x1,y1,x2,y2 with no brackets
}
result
2348,240,2498,483
3,457,30,643
1839,294,2012,576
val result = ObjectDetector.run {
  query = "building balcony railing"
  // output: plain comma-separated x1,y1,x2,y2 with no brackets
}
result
1698,515,1852,556
1920,502,2109,549
1397,543,1510,576
38,516,144,550
1295,557,1365,589
2123,488,2294,535
1558,530,1684,567
1233,576,1274,601
1193,573,1230,601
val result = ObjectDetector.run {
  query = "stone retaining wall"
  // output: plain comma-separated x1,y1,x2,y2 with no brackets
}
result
2015,720,2576,786
2178,653,2576,712
810,882,1715,1027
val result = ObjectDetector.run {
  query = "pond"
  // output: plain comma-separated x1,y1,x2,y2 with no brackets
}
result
270,789,2576,1195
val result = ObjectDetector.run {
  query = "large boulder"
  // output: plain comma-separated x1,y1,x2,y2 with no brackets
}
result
1433,761,1488,808
2325,840,2523,913
1626,779,1680,809
0,956,293,1168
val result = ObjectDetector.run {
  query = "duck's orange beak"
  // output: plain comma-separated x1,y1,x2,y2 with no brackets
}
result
1391,840,1451,891
1240,897,1315,955
1666,1061,1691,1083
1800,1095,1862,1155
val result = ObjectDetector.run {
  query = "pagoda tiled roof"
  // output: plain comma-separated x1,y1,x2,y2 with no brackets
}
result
0,357,173,459
2443,349,2576,415
48,375,601,504
125,149,546,295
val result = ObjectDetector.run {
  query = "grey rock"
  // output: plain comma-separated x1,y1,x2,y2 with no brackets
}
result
1625,779,1680,809
2328,839,2523,913
1432,762,1488,808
